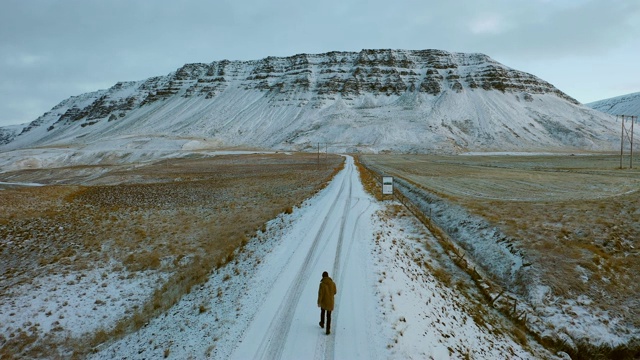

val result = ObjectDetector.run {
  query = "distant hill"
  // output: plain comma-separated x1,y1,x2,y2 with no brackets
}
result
1,49,618,154
0,123,26,146
587,91,640,117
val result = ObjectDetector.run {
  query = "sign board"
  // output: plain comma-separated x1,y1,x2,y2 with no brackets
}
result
382,176,393,195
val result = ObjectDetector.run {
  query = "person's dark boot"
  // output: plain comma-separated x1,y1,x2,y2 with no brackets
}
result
319,322,324,328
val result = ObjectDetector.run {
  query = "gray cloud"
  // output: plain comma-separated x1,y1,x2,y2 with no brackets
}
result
1,0,639,126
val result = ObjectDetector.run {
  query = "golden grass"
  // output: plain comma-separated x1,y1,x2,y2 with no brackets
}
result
361,153,640,293
361,153,640,357
0,152,345,357
354,155,384,201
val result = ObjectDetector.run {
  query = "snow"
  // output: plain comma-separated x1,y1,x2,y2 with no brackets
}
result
588,91,640,117
0,265,167,340
377,165,640,349
0,140,272,175
86,156,542,359
0,181,43,189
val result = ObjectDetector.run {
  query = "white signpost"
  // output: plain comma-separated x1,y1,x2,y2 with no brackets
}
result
382,176,393,195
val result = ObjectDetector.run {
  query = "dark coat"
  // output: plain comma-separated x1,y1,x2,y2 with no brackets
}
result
317,276,337,311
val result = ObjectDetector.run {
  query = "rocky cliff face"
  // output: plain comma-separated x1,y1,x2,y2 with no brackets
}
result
2,49,617,153
0,126,21,145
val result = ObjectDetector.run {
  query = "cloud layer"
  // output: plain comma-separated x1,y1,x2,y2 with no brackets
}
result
1,0,639,126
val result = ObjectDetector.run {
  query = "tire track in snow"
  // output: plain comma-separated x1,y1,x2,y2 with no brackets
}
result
252,159,352,360
320,165,353,360
332,165,353,278
324,194,373,360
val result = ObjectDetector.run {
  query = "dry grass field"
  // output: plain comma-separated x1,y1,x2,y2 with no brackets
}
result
360,153,640,358
0,152,343,357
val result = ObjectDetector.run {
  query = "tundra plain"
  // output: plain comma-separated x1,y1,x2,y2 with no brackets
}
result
0,152,343,357
360,153,640,358
2,150,639,359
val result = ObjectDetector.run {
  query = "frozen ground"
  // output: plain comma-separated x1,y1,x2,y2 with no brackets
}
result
1,265,168,340
0,136,272,175
85,156,548,359
360,153,640,357
1,151,345,358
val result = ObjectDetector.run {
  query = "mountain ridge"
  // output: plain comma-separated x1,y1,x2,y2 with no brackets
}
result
587,91,640,117
1,49,618,154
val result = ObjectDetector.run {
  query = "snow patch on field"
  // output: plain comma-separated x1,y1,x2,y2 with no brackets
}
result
0,140,272,175
389,174,640,350
0,266,166,340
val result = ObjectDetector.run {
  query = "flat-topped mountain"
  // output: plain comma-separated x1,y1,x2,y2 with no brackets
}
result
1,49,618,154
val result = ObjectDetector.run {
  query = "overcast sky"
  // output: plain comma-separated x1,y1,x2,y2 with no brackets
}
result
1,0,639,127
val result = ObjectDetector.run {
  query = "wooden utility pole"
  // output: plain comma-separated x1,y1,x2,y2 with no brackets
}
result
619,115,638,169
632,116,635,169
621,115,625,169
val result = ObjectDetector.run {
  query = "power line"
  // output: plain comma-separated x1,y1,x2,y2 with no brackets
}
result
618,115,638,169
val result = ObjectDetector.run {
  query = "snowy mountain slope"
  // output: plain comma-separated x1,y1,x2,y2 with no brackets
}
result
0,123,26,146
2,49,618,154
587,91,640,117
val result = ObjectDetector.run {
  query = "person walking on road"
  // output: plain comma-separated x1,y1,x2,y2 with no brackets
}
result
318,271,337,335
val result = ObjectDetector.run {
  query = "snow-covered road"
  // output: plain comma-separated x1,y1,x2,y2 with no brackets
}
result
230,156,381,360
